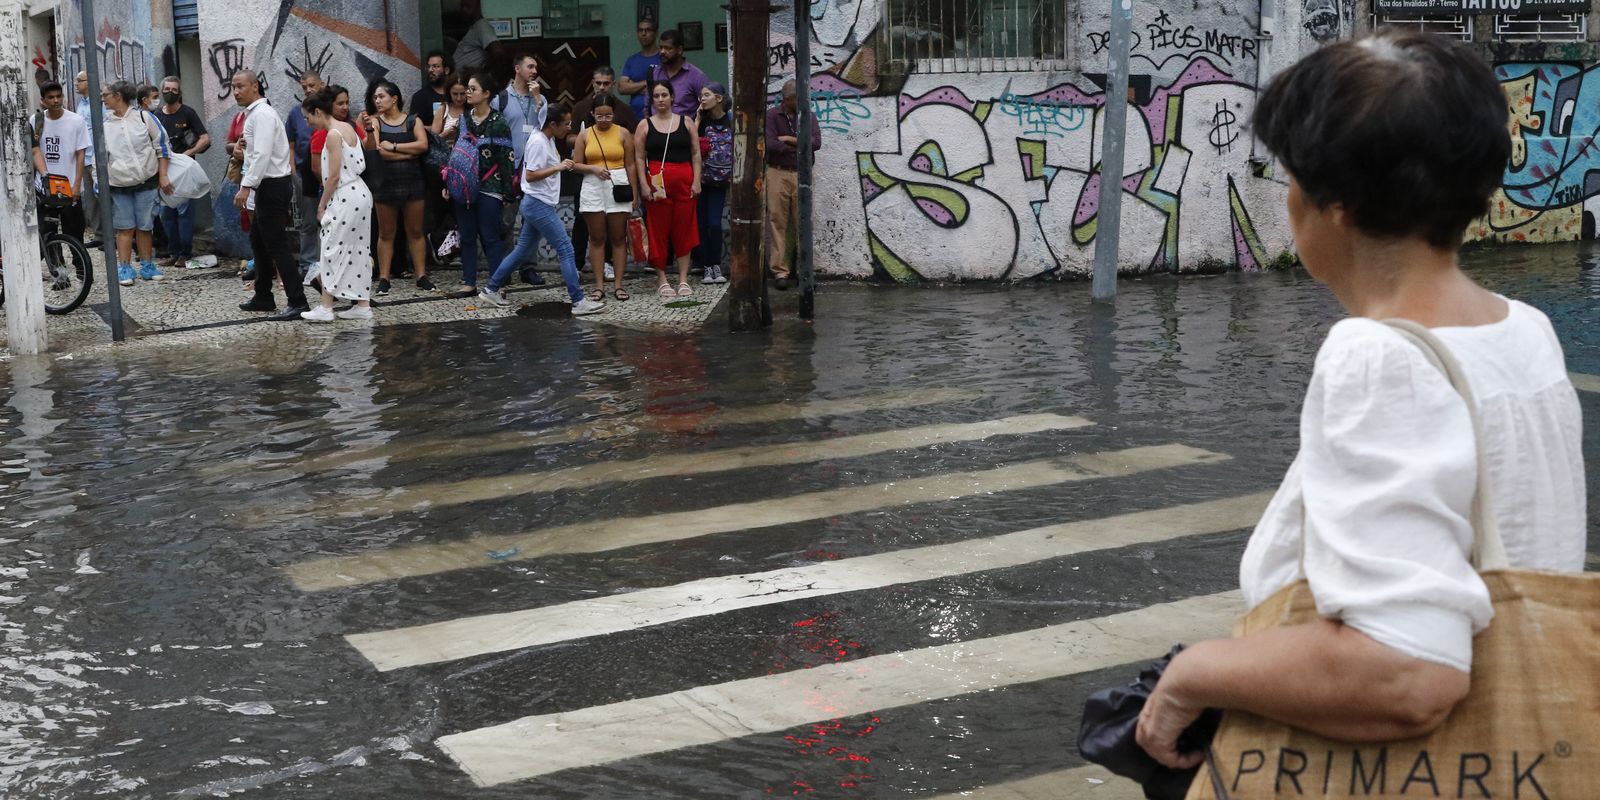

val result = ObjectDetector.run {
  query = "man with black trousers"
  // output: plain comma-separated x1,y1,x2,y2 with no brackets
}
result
231,70,309,320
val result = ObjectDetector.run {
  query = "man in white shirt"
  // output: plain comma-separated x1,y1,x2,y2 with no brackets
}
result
494,51,550,285
230,69,309,319
479,104,603,316
452,0,499,73
30,81,89,242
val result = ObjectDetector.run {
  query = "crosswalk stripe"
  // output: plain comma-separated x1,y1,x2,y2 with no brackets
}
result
1569,372,1600,394
435,590,1243,787
284,443,1230,592
211,388,988,476
928,766,1142,799
347,493,1271,671
324,413,1095,516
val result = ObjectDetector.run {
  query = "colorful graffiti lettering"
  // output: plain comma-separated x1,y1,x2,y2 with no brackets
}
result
813,87,872,134
995,90,1089,139
855,60,1289,282
1468,63,1600,243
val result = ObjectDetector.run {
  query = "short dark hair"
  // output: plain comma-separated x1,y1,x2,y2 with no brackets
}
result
468,71,497,97
513,51,537,67
302,87,336,116
593,65,616,79
365,79,404,114
40,81,63,97
659,29,684,48
426,49,452,69
106,81,137,103
649,79,676,99
1254,31,1509,250
544,102,571,129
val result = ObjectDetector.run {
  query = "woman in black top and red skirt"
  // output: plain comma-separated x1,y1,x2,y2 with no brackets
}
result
633,81,702,299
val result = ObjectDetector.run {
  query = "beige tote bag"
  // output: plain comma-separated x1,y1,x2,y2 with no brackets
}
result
1188,319,1600,799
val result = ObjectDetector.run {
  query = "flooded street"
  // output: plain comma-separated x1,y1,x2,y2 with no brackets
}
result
3,244,1598,799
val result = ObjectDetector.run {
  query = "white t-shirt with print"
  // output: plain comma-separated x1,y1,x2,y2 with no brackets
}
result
521,130,561,205
38,109,91,193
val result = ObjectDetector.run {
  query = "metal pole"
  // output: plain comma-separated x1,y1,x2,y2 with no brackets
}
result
794,0,815,321
80,0,125,339
1,0,48,353
1091,0,1132,303
726,0,773,331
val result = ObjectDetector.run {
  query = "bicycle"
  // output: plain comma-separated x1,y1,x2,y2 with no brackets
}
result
0,201,95,315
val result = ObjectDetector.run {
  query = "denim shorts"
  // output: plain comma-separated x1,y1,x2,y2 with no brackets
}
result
110,187,158,232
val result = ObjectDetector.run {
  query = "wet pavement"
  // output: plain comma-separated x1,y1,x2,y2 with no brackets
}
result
2,244,1599,799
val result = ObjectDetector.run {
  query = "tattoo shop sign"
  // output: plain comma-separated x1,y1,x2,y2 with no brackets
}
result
1376,0,1589,13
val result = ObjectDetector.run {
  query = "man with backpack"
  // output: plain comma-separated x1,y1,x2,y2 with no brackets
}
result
30,81,90,243
101,81,174,286
494,52,550,286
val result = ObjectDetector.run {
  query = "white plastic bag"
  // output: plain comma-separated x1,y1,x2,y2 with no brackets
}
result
160,153,212,207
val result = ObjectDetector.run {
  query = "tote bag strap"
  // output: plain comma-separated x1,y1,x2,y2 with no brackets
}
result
1379,318,1509,572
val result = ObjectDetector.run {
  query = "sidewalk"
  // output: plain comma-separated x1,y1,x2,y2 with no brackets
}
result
0,255,728,357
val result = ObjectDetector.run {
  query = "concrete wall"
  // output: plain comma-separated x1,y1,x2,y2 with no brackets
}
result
770,0,1309,282
56,0,176,90
194,0,422,255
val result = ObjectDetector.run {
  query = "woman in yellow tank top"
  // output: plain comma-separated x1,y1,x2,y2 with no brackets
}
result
572,100,638,301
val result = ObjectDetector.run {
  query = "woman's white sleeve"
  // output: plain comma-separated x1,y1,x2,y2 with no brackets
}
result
1299,322,1493,673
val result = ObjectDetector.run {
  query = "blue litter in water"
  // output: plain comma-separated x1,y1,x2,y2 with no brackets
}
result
487,548,521,561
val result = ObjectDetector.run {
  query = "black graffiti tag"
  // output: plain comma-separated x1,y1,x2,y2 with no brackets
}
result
209,38,260,100
1209,101,1239,154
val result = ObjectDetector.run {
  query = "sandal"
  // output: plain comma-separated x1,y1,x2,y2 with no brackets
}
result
657,283,675,300
613,286,630,301
676,282,692,297
586,286,604,302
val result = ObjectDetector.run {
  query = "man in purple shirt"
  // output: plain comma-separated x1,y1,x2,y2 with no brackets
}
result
651,30,709,119
764,80,822,290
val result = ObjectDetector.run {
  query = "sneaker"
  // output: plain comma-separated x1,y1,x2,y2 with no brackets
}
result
520,268,546,286
187,255,218,269
570,298,606,316
603,262,615,280
477,287,511,307
377,279,391,296
336,306,374,320
300,305,336,323
774,277,791,291
416,275,436,291
117,264,135,286
138,261,165,281
714,266,729,284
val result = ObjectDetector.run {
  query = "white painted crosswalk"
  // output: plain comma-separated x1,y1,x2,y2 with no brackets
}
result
286,443,1228,591
325,412,1094,516
435,591,1243,787
347,492,1271,671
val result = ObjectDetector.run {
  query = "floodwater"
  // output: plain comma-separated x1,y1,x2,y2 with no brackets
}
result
2,245,1598,799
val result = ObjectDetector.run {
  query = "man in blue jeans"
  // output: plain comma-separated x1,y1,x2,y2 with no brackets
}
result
153,77,210,268
479,105,605,317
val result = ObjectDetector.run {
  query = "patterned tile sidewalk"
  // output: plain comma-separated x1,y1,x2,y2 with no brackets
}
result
0,255,729,359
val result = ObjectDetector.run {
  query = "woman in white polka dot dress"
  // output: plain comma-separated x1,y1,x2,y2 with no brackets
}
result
300,89,375,322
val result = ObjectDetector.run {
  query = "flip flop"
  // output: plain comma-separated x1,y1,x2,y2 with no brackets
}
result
657,283,675,300
613,286,631,301
676,282,692,297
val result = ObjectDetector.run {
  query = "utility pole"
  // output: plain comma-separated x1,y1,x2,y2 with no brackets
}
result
726,0,773,331
1091,0,1133,303
0,0,48,353
794,0,815,322
82,0,126,340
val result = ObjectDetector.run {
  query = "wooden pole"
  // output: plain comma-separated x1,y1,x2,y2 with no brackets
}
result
726,0,773,331
0,0,49,354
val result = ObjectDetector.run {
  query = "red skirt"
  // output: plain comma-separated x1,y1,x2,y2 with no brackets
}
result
644,161,699,268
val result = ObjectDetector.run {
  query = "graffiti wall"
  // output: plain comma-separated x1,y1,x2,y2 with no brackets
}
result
1469,62,1600,244
56,0,175,89
196,0,421,255
771,0,1299,281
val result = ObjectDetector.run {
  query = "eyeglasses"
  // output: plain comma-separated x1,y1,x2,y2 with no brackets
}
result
594,114,614,120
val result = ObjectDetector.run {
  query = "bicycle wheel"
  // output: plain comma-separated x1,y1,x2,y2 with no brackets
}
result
41,234,93,314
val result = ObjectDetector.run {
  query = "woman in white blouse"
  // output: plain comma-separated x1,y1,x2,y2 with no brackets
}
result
1135,32,1586,769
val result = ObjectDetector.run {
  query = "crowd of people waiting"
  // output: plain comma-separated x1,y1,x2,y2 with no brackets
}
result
25,18,820,322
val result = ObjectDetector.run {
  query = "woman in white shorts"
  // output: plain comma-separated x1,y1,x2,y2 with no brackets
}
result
572,100,639,301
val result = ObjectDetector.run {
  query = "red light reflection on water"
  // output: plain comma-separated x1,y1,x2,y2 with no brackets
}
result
763,611,880,793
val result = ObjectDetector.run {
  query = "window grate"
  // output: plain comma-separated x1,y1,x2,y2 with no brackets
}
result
1493,12,1586,42
1371,13,1474,40
881,0,1067,74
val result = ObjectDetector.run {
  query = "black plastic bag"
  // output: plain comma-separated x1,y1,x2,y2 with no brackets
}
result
1076,644,1222,800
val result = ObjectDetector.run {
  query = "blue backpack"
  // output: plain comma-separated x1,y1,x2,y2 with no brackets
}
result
442,126,510,205
702,123,734,185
